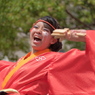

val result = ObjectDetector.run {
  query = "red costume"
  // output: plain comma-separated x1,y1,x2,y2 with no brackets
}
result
0,30,95,95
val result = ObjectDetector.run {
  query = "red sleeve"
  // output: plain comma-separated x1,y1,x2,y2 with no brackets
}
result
48,30,95,95
0,61,16,89
9,77,48,95
86,30,95,67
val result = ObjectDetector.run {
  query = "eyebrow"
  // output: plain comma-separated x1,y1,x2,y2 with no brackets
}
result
34,22,51,32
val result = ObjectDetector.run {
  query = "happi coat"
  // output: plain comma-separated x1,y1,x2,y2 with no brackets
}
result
0,30,95,95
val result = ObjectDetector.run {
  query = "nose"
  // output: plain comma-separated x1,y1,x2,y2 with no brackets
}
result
36,28,42,34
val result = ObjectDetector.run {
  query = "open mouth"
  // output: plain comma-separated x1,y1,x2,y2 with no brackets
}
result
34,37,42,41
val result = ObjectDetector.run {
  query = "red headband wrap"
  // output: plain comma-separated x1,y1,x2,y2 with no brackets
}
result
33,20,56,30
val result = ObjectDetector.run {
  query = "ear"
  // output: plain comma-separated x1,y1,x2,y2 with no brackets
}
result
50,38,57,44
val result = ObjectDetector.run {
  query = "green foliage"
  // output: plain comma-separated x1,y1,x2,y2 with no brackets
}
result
0,0,95,60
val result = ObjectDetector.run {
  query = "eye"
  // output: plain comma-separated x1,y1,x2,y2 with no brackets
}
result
43,28,50,33
33,25,38,29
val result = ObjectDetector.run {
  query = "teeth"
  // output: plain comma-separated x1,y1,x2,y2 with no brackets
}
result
34,37,41,41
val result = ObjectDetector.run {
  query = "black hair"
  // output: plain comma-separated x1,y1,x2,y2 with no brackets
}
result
39,16,62,52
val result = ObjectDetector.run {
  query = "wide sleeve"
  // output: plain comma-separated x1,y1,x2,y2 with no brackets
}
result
0,61,16,89
86,30,95,68
48,30,95,95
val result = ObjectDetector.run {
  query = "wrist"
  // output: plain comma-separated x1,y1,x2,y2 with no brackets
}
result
66,30,86,42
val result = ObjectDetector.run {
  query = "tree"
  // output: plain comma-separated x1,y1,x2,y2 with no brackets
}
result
0,0,95,61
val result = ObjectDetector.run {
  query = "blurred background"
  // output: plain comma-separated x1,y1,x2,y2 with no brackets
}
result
0,0,95,61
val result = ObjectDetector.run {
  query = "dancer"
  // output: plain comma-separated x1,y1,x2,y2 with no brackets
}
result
0,16,95,95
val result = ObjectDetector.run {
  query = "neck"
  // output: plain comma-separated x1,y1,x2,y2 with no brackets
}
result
31,49,38,54
31,48,51,54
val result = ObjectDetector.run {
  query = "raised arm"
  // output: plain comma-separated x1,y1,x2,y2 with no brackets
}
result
51,28,86,42
49,29,95,95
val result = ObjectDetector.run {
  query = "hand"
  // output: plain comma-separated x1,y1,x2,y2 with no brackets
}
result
66,30,86,42
51,29,86,42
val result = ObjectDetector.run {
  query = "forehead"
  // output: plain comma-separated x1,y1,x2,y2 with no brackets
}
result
36,22,44,26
